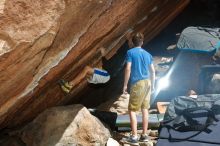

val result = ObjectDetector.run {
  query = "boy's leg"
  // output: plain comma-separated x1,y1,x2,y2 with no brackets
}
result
124,80,151,145
128,80,147,137
122,109,139,145
58,79,72,93
59,66,94,93
127,81,142,143
140,79,151,142
142,108,149,135
128,83,140,138
69,66,94,86
85,66,94,78
129,110,138,137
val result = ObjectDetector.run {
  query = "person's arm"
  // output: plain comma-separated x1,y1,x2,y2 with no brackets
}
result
149,63,155,92
123,62,131,94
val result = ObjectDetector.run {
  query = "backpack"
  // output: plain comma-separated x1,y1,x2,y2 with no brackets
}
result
157,95,220,146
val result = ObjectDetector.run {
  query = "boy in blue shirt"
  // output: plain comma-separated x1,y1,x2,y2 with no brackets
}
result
122,33,155,145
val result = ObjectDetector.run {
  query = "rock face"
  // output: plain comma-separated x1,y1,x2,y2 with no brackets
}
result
98,93,130,115
21,104,111,146
0,0,189,129
0,136,25,146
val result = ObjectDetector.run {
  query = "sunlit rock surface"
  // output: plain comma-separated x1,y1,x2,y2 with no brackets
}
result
21,104,111,146
98,93,130,115
0,0,189,129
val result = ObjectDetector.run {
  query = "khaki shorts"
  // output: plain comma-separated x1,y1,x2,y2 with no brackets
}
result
128,79,151,111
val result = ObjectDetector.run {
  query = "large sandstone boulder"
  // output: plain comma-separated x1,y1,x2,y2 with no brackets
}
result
21,104,111,146
0,0,190,129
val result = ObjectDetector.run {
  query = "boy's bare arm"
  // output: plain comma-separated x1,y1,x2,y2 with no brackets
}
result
149,63,155,91
123,62,131,94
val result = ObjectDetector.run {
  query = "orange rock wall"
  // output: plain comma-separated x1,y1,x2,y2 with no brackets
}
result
0,0,189,129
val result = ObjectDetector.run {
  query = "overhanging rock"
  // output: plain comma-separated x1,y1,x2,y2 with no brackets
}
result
0,0,189,129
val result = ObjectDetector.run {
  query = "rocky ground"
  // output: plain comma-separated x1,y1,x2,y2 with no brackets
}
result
98,93,159,146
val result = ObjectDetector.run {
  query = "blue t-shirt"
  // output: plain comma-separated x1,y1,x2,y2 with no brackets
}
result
126,47,153,85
